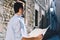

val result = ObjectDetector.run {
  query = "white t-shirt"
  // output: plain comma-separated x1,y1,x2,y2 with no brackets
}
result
5,14,27,40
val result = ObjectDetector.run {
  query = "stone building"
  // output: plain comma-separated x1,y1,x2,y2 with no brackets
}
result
0,0,51,40
0,0,15,40
25,0,51,31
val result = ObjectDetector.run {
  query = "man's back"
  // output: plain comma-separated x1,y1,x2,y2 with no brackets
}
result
5,14,23,40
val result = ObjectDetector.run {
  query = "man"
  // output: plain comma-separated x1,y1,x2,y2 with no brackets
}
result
5,2,43,40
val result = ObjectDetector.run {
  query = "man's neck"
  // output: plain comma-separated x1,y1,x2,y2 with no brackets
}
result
16,13,22,16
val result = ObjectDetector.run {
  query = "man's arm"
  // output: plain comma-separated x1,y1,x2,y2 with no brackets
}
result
13,19,43,40
13,20,21,40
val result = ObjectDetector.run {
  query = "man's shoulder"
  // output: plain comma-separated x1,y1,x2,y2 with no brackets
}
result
9,16,20,23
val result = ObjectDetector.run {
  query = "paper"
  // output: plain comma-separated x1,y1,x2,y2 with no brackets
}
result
29,28,48,37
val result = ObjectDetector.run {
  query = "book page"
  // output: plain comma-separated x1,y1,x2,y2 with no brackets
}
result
28,28,48,37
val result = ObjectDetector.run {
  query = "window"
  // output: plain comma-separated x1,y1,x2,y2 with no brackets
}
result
35,10,38,26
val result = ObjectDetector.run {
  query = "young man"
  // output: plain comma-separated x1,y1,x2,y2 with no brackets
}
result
5,2,43,40
5,2,27,40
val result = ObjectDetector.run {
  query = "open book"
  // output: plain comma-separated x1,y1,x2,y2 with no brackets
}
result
28,28,48,37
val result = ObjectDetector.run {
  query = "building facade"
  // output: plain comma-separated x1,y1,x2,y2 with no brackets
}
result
0,0,51,40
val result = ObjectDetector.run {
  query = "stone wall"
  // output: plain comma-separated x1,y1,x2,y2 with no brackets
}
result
0,0,15,40
0,0,50,40
0,0,35,39
26,0,35,33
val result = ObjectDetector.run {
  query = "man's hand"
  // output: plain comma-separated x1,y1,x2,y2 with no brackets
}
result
22,34,43,40
36,34,43,40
